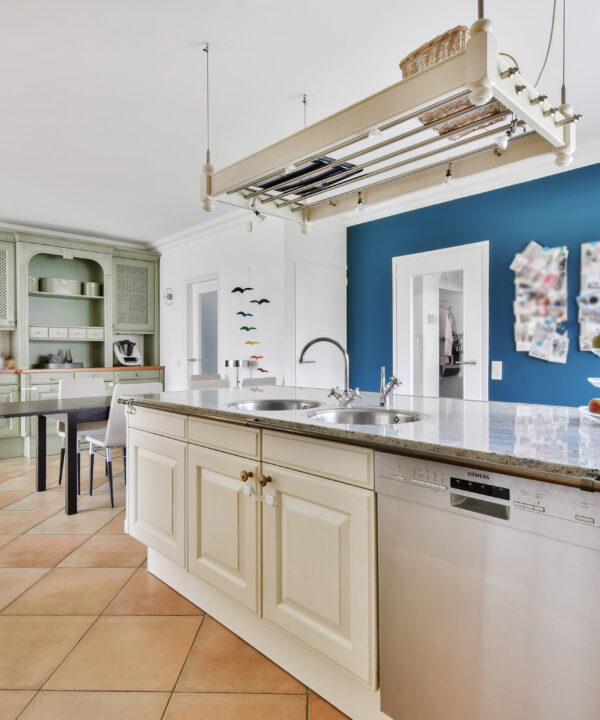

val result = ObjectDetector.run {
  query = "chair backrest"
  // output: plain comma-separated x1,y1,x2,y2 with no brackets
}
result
59,377,106,399
241,377,276,387
105,382,163,448
190,377,229,389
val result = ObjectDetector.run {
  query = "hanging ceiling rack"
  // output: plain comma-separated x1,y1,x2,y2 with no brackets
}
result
201,7,579,233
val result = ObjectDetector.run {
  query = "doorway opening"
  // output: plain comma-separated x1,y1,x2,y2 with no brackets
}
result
186,276,219,389
393,242,488,401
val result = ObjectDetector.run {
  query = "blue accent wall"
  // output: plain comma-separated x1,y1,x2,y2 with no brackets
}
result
347,162,600,407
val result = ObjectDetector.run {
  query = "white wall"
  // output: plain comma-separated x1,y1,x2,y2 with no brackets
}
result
156,213,346,391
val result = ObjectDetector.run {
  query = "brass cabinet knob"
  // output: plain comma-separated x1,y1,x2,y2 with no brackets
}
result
240,470,253,482
259,475,272,487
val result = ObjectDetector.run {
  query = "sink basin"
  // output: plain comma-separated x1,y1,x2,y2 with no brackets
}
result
307,407,424,425
228,399,323,411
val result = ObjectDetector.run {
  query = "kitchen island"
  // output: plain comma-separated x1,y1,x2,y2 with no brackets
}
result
123,387,600,720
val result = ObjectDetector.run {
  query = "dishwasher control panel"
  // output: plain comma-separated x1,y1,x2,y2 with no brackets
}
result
375,452,600,530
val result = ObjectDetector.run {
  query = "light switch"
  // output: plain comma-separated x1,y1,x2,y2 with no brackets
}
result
491,361,503,380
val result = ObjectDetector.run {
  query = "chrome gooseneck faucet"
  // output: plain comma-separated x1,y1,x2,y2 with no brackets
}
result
380,366,401,406
298,336,361,407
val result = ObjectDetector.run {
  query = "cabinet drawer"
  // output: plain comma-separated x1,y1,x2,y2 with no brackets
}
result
68,327,87,340
86,327,104,341
128,406,186,441
188,417,260,460
0,374,18,386
48,327,68,339
27,372,75,385
262,431,374,489
77,371,115,383
29,326,48,339
115,369,160,383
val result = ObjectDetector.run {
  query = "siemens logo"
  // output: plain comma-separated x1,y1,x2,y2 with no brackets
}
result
467,471,490,480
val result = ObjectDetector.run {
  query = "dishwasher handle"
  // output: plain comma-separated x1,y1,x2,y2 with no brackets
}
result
450,492,510,521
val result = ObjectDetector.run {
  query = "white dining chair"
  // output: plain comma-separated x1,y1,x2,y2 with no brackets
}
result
241,377,277,387
57,377,107,493
86,382,162,507
190,377,230,389
191,373,221,382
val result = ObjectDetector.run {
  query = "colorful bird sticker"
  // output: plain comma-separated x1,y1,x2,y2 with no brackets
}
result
250,355,263,360
240,326,257,331
250,298,270,305
245,341,260,345
257,368,269,373
231,287,253,293
236,311,253,317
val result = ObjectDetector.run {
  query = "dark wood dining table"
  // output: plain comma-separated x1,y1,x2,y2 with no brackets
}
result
0,397,112,514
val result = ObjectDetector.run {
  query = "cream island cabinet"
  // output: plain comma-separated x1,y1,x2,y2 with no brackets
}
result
127,406,383,720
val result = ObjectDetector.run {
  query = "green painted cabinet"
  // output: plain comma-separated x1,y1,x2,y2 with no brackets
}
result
0,241,16,329
113,258,155,333
0,384,20,438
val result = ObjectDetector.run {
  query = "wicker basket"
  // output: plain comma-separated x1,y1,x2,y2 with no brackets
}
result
400,25,506,140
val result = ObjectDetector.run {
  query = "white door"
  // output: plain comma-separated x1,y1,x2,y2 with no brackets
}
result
393,242,488,401
186,277,219,387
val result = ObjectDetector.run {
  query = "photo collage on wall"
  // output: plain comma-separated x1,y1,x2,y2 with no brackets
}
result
577,242,600,351
511,241,569,363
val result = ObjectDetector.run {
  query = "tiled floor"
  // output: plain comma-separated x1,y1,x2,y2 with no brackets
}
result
0,453,350,719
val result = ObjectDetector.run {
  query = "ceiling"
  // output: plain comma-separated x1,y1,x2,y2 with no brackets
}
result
1,0,598,244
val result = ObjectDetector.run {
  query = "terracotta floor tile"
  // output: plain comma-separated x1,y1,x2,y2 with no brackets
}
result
0,510,56,534
176,615,305,694
58,534,146,568
27,508,120,535
0,476,37,492
97,510,126,534
0,615,94,689
18,691,170,720
45,615,201,691
164,692,307,720
0,535,15,549
0,535,87,567
0,492,30,509
3,567,134,615
6,490,65,512
77,486,126,511
0,569,48,611
0,690,36,720
308,694,351,719
105,568,203,616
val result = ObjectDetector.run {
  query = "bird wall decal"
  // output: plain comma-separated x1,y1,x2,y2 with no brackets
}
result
249,355,263,360
250,298,270,305
240,326,257,331
236,311,253,317
245,340,260,345
231,286,253,293
257,368,269,373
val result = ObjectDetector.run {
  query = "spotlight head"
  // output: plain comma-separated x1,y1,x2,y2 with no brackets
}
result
355,192,365,213
368,127,383,141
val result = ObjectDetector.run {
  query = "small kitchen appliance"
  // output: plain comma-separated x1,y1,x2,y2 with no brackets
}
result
113,338,142,366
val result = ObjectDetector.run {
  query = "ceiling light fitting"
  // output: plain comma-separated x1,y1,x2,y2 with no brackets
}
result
443,163,453,185
356,192,365,213
251,202,266,223
201,0,579,230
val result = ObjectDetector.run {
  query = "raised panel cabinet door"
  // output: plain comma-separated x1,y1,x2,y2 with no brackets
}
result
0,241,16,329
128,428,186,566
262,463,377,687
112,258,155,332
188,444,259,612
0,387,20,438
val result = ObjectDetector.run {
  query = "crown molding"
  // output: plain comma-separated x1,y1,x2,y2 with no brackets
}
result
344,138,600,228
151,208,256,251
0,220,148,250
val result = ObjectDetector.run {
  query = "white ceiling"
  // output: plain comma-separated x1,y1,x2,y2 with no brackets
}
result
1,0,598,244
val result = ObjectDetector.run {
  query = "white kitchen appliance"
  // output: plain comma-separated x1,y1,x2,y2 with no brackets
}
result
113,338,142,366
376,452,600,720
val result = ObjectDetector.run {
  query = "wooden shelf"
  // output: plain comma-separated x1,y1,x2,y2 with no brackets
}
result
29,291,104,301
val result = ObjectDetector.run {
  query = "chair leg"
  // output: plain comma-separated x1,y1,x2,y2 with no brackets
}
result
123,446,127,486
89,448,94,496
107,448,114,509
58,447,65,486
105,459,108,477
77,450,81,495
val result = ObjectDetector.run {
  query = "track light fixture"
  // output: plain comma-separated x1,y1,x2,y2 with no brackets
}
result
495,118,517,152
251,202,266,223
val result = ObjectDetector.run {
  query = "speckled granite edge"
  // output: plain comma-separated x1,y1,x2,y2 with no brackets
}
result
127,396,600,488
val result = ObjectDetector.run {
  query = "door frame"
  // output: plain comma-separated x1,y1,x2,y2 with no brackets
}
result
392,241,489,401
185,272,220,388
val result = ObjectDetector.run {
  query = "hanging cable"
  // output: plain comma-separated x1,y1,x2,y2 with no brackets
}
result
302,94,308,128
534,0,557,87
561,0,567,103
203,42,211,165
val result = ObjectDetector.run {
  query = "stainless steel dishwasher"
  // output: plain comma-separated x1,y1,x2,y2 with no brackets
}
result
376,452,600,720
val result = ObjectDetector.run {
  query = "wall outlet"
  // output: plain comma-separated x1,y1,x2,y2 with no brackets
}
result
491,360,503,380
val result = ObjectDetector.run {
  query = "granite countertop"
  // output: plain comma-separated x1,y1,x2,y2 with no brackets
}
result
126,386,600,490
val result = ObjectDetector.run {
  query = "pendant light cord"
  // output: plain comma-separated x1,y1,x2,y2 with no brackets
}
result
203,42,211,164
561,0,567,103
534,0,557,88
302,94,308,129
